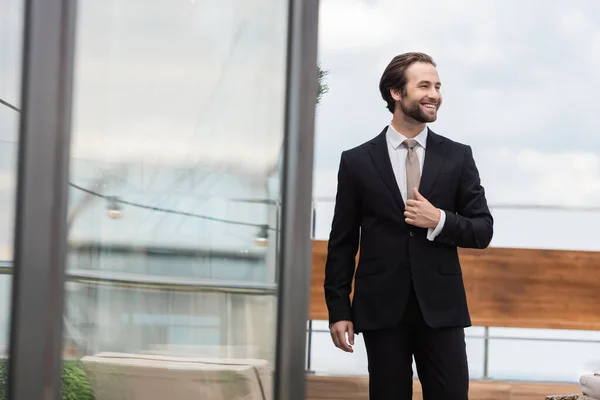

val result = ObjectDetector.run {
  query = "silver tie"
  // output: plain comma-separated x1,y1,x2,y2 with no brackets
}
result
403,139,420,200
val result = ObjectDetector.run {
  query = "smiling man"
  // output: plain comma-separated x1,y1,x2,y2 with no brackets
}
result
324,52,494,399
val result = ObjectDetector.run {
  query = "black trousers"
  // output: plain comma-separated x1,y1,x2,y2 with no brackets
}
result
362,283,469,400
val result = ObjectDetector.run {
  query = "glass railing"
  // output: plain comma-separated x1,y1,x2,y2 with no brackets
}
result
308,198,600,382
312,196,600,251
305,321,600,382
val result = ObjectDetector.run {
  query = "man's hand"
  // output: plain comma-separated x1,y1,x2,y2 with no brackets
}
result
405,188,441,229
330,320,354,353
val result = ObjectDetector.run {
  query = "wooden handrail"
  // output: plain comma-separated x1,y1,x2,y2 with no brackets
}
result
310,240,600,330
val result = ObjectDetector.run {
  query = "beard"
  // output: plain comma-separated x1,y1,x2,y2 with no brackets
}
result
399,98,438,123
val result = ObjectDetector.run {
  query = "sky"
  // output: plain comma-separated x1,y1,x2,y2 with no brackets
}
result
1,0,600,382
1,0,600,249
1,0,288,173
314,0,600,211
68,0,288,173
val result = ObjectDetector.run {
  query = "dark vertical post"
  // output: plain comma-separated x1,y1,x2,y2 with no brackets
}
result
8,0,77,398
274,0,320,399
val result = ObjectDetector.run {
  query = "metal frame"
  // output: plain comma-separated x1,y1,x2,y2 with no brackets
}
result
7,0,77,398
274,0,320,399
306,201,317,373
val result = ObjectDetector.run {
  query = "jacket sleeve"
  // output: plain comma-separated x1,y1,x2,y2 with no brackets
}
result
436,145,493,249
324,152,361,326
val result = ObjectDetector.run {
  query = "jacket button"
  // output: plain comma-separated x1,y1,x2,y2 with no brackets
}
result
409,231,415,237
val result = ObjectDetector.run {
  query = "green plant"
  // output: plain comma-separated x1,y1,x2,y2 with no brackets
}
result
0,359,95,399
317,64,329,104
61,360,95,400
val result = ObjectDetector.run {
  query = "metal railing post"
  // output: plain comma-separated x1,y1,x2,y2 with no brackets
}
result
305,198,316,373
306,319,314,373
311,200,316,239
483,326,490,379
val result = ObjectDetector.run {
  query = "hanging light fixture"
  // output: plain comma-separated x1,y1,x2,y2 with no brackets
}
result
106,196,123,219
255,224,269,246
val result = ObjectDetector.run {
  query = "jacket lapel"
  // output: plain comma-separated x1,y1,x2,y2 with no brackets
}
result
419,128,445,199
368,128,405,211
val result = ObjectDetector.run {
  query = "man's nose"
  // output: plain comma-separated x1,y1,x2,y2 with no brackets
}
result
427,89,440,101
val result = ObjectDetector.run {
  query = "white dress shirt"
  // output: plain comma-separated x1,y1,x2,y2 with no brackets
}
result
385,124,446,241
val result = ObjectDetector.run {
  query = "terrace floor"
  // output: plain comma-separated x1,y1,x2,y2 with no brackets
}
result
305,375,581,400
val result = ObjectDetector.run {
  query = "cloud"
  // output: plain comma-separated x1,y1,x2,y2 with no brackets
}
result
318,0,407,52
0,0,24,105
314,0,600,212
313,144,600,209
478,147,600,206
67,0,289,174
0,0,282,174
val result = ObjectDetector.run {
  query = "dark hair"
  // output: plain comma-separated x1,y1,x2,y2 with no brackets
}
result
379,52,436,113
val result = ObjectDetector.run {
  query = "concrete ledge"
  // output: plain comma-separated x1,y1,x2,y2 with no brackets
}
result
82,352,271,400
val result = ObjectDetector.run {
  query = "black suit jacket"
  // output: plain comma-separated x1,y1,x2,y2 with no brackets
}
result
324,127,493,332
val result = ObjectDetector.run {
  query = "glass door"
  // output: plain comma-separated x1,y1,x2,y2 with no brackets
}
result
0,0,23,395
7,0,319,399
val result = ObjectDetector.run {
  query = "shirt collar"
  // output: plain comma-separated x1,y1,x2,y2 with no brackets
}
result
386,123,428,150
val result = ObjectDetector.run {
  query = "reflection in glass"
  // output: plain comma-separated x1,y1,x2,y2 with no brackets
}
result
0,0,22,390
65,1,287,398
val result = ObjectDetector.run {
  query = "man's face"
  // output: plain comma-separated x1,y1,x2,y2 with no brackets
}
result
392,62,442,123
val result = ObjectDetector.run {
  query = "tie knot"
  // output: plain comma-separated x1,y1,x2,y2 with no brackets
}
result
403,139,418,150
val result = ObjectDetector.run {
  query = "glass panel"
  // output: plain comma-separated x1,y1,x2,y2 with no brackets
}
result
0,0,23,388
312,0,600,386
307,321,486,378
488,327,600,381
64,1,288,398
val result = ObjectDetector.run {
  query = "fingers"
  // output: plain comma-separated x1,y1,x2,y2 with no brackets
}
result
405,200,422,225
337,329,353,352
405,208,418,225
348,324,355,346
330,323,354,353
330,330,341,349
414,188,424,200
404,210,416,219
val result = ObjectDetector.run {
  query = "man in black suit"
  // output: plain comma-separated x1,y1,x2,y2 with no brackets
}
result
324,52,493,399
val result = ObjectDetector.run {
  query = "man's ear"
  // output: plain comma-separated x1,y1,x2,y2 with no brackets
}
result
390,88,402,102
